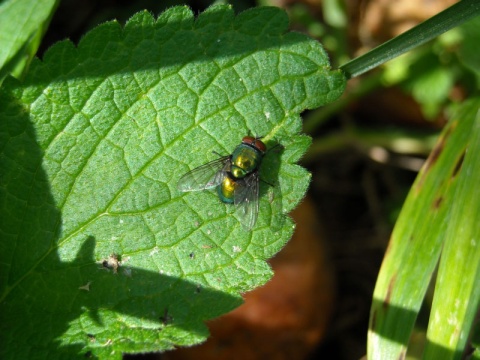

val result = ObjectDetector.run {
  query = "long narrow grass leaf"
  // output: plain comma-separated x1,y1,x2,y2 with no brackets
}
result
423,106,480,360
368,99,480,359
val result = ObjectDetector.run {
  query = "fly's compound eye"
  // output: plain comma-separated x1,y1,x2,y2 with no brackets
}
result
242,136,256,145
242,136,266,153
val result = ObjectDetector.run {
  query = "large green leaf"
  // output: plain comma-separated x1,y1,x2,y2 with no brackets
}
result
368,99,480,359
0,5,345,359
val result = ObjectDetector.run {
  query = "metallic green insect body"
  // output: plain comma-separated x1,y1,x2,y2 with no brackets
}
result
177,136,267,230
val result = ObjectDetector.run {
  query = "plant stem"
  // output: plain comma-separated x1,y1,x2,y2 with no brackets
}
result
340,0,480,79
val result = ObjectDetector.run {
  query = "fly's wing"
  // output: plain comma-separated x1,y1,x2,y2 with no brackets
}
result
177,156,230,192
234,172,260,231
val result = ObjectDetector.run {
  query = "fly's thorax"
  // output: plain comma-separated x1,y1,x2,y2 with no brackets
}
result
217,174,235,204
230,144,263,179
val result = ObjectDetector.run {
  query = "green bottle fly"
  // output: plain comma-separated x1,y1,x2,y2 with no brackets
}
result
178,136,267,230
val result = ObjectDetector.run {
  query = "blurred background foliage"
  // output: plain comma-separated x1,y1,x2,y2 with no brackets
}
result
36,0,479,359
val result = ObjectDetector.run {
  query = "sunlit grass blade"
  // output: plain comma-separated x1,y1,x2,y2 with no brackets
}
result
368,100,480,359
423,108,480,360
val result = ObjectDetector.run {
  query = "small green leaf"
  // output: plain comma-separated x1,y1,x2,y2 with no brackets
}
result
408,57,455,119
0,5,345,358
0,0,58,80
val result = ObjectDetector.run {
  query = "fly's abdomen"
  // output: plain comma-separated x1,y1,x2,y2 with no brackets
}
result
217,174,235,203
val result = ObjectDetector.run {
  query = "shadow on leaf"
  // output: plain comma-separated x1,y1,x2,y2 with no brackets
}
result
0,97,241,359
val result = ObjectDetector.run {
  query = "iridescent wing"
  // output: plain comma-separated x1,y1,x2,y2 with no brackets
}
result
177,156,230,192
234,171,260,231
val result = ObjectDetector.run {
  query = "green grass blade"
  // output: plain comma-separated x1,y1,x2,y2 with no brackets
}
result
422,107,480,359
368,99,480,359
340,0,480,79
